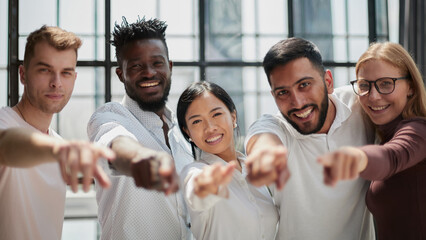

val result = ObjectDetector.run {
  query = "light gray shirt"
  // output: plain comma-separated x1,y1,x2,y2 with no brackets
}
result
87,95,193,240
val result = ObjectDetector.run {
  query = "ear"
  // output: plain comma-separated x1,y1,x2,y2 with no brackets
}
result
19,65,26,85
168,60,173,73
324,69,334,94
407,86,414,98
231,110,237,126
116,67,124,83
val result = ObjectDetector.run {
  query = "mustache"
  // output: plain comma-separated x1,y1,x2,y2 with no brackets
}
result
287,104,317,116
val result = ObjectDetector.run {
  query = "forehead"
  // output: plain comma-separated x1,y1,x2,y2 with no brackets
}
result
186,92,228,115
269,57,322,88
121,39,168,60
357,60,401,79
29,41,77,68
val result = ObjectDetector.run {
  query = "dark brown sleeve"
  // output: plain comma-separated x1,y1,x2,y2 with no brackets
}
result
359,120,426,180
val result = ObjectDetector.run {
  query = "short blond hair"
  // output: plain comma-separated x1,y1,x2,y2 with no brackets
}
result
356,42,426,119
23,25,82,68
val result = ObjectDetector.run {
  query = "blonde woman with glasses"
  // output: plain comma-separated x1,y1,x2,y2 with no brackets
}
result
318,42,426,239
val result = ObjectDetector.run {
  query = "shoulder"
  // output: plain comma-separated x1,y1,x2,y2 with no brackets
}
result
249,113,284,128
181,161,208,179
88,102,133,126
332,85,358,107
399,117,426,132
0,107,24,129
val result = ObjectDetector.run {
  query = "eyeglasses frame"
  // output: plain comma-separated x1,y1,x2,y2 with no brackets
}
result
350,76,409,96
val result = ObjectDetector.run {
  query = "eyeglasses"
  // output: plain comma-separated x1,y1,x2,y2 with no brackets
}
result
350,77,408,96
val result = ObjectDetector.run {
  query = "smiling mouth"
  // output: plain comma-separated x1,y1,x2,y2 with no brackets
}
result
139,81,160,88
294,107,313,119
206,134,223,143
369,105,389,111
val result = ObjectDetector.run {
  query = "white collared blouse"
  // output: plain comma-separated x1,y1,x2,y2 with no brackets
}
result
181,151,279,240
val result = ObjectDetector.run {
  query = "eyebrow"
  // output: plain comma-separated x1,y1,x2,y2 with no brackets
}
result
35,61,75,71
273,76,314,92
187,107,223,121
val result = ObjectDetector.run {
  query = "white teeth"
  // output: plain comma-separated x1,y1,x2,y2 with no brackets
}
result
295,108,312,118
139,82,159,87
371,105,388,111
206,135,222,143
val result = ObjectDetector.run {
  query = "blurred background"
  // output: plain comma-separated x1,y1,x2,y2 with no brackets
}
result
2,0,425,239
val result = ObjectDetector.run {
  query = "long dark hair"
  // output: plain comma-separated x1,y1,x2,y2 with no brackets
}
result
177,81,239,160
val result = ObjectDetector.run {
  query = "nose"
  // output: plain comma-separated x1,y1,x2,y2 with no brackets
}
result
49,72,62,88
290,91,305,109
204,119,218,133
141,65,156,79
368,85,381,100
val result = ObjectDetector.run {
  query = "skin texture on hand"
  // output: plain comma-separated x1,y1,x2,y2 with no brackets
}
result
54,141,115,192
317,146,368,187
193,162,236,198
131,152,179,195
246,133,290,190
110,136,179,195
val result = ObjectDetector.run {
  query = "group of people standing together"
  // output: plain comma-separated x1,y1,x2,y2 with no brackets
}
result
0,15,425,240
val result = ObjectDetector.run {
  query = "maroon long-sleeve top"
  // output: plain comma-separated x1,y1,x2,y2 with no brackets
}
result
359,115,426,239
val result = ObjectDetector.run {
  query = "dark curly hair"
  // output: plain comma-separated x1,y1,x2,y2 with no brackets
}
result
111,16,169,67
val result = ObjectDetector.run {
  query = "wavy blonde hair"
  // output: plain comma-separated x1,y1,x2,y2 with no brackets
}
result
356,42,426,119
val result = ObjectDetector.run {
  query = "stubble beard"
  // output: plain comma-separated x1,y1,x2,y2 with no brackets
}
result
282,86,329,135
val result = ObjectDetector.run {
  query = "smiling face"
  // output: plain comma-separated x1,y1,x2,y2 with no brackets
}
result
20,41,77,114
184,92,237,161
116,39,172,113
269,57,334,134
357,59,413,125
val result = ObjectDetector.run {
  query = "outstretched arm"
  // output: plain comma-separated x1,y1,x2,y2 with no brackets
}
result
0,127,115,192
109,136,179,195
246,133,290,190
182,162,236,211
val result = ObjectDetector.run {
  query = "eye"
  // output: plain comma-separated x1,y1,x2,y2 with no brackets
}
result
213,112,222,117
130,64,142,70
39,68,50,73
153,61,164,67
276,89,289,96
191,119,201,125
300,81,310,88
62,71,73,76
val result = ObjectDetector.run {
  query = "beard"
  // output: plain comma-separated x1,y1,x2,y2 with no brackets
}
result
282,84,329,135
125,77,171,113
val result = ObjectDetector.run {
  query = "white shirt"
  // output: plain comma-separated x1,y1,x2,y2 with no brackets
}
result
87,95,193,240
0,107,66,240
181,151,279,240
245,86,376,240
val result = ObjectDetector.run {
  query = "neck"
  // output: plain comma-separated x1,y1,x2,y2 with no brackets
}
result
14,98,53,134
317,98,336,134
154,107,165,119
